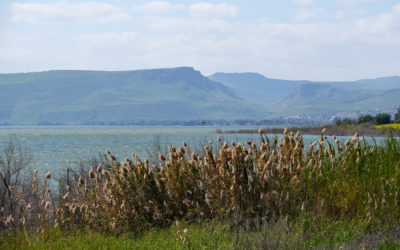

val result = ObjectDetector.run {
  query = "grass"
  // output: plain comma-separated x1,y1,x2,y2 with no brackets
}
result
1,215,380,249
376,123,400,130
2,129,400,248
1,222,235,249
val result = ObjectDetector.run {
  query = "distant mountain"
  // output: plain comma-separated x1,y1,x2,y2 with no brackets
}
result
1,68,399,125
306,76,400,90
277,84,399,119
208,72,400,120
354,76,400,90
0,67,262,125
208,73,400,98
208,73,301,107
208,73,299,95
281,84,379,105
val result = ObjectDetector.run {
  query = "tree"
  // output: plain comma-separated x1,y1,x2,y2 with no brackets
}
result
335,118,354,125
375,113,392,125
0,137,35,230
358,114,374,124
394,107,400,123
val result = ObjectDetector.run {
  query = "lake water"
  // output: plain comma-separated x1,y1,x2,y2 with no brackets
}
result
0,126,384,186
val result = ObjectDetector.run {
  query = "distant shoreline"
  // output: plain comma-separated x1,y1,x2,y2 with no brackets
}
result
0,124,314,129
218,125,400,137
1,124,398,137
0,120,321,127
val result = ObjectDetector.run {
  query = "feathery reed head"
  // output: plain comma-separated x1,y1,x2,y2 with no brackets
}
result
45,171,51,179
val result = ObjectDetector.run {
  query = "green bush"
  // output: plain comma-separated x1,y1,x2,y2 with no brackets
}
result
358,114,374,124
394,107,400,123
375,113,392,125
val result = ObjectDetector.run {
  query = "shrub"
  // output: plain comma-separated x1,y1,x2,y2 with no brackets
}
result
375,113,392,125
394,107,400,123
0,138,42,231
335,118,355,125
358,114,374,124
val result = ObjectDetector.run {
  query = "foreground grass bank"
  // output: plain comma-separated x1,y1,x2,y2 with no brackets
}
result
1,129,400,248
5,216,399,249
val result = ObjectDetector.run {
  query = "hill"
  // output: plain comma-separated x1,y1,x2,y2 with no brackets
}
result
0,67,262,125
209,73,400,120
208,72,301,107
209,73,400,97
277,84,399,120
1,68,399,125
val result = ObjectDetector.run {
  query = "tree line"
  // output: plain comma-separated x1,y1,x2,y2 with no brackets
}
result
335,107,400,126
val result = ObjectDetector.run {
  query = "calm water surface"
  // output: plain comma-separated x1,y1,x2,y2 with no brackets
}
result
0,126,383,185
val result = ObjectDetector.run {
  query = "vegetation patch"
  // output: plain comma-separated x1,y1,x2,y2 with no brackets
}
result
376,124,400,130
222,110,400,136
1,129,400,248
0,217,382,249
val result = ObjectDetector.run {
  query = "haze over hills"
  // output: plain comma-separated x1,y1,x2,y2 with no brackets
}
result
0,67,399,125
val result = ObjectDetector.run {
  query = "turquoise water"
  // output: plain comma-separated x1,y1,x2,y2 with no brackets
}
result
0,126,258,179
0,126,383,184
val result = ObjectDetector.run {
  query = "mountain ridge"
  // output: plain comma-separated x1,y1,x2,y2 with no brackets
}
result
1,67,399,125
209,72,400,120
0,67,261,125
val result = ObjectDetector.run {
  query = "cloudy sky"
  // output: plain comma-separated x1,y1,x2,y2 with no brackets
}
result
0,0,399,80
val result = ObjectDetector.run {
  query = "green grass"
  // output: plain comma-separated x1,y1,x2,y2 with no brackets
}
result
3,215,396,249
1,221,244,250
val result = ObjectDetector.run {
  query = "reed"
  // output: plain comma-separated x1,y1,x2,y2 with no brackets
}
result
2,129,400,236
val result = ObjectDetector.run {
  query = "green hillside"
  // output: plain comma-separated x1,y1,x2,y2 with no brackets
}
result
208,72,301,107
277,84,399,119
0,68,262,125
209,73,400,120
1,68,399,125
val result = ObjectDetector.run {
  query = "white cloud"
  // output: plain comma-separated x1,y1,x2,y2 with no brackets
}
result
147,17,233,34
336,10,344,19
294,8,322,21
337,0,383,5
354,3,400,35
189,3,239,18
3,2,400,80
140,3,400,79
73,32,138,48
0,48,34,60
132,1,185,13
10,2,132,24
293,0,315,6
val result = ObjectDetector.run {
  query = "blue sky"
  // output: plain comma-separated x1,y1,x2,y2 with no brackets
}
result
0,0,399,80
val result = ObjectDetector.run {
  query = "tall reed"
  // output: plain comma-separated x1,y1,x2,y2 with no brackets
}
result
3,129,400,234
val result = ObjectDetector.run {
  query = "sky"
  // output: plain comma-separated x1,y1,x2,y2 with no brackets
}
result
0,0,399,81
